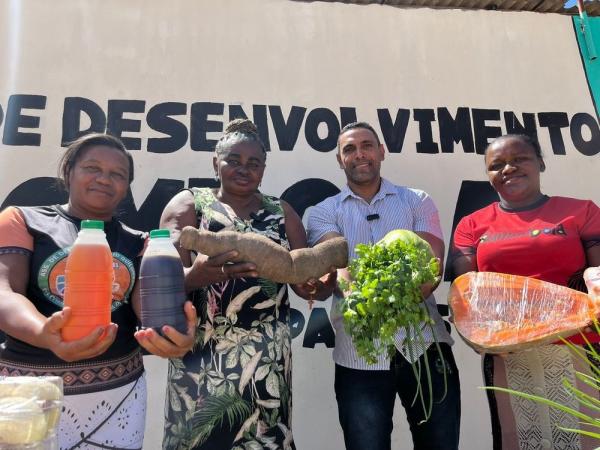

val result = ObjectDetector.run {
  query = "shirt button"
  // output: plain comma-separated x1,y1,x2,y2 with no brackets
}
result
541,439,551,449
533,387,544,395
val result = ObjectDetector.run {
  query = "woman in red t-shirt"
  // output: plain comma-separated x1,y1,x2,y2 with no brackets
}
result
452,134,600,450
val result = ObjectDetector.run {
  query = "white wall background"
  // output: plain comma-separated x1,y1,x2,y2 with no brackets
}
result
1,0,599,448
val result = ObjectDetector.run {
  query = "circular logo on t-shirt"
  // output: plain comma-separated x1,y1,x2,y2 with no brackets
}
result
38,249,135,311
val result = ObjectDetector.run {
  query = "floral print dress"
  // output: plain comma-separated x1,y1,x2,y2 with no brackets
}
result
163,188,295,450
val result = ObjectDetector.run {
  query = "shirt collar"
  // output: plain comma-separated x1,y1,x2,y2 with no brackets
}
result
340,178,397,204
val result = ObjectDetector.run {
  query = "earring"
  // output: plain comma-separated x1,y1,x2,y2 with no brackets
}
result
214,173,219,181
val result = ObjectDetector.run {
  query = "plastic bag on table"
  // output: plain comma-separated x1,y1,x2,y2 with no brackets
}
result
448,271,600,354
0,376,63,449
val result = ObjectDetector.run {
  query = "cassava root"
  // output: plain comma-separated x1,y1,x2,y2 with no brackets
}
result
179,226,348,284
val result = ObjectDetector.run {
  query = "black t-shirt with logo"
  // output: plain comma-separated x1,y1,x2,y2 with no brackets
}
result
0,205,145,381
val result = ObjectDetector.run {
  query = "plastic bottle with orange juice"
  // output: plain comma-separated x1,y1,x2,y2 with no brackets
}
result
61,220,113,341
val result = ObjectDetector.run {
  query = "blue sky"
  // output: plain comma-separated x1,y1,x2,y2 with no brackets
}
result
564,0,594,7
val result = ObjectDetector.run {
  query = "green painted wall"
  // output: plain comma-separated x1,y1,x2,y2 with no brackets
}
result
574,15,600,118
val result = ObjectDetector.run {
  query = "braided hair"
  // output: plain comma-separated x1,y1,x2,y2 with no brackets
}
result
215,119,267,159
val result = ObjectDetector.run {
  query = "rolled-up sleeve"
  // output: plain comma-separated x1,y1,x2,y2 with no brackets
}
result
0,206,33,255
581,200,600,249
411,190,443,241
306,199,341,246
451,215,477,260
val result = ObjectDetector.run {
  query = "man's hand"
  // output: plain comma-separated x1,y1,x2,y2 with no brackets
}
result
420,258,442,299
293,267,338,303
333,267,352,297
419,280,435,299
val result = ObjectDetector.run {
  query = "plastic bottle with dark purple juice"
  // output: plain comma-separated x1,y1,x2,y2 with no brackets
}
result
139,229,187,334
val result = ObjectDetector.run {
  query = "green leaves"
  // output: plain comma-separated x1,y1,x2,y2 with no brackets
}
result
485,322,600,442
189,392,252,448
341,230,439,365
339,230,445,422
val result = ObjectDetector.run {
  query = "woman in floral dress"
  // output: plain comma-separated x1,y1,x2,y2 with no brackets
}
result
159,119,334,450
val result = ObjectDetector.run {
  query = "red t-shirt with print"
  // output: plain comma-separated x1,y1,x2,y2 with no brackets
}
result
453,196,600,344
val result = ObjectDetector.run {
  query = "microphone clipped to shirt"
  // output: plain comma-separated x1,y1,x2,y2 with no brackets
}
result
366,214,380,221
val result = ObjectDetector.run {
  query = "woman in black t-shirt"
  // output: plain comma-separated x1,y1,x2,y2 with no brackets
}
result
0,133,196,449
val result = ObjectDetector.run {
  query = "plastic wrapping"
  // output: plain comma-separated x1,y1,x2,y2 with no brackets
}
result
584,266,600,298
0,376,63,450
448,271,600,354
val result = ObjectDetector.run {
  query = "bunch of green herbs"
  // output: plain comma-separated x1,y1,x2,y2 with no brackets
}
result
340,230,444,420
341,231,440,363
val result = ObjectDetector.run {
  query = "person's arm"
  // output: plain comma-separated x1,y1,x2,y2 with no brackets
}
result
315,239,350,299
412,191,447,297
0,252,117,362
305,198,346,300
281,200,307,251
451,253,478,278
450,215,479,278
579,201,600,297
585,245,600,268
449,215,487,354
282,201,336,301
582,200,600,268
159,190,257,293
415,232,444,274
415,231,445,298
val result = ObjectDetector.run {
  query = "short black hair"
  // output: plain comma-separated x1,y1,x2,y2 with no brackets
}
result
58,133,134,190
485,134,543,160
338,121,381,151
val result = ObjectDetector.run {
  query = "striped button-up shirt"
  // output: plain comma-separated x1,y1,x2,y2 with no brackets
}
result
307,178,453,370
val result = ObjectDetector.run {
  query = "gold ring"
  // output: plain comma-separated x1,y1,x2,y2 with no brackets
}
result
221,265,226,275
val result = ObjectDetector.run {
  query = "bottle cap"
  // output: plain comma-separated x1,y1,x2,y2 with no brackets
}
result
81,220,104,230
150,229,171,239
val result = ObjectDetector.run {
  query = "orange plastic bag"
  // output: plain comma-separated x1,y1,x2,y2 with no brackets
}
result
448,271,600,354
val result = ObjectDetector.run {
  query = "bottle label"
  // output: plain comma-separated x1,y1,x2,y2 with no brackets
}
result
38,248,136,310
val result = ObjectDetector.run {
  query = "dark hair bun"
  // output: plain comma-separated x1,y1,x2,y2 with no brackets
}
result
225,118,258,135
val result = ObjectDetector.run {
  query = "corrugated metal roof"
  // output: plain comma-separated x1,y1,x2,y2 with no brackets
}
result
292,0,600,16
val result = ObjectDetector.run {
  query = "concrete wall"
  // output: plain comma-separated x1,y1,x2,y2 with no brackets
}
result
1,1,599,448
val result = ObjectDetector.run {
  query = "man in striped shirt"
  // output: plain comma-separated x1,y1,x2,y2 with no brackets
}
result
307,122,461,450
